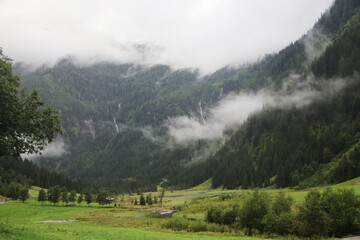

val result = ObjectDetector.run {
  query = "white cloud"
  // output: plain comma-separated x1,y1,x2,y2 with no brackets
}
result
167,92,267,144
22,137,68,160
167,75,347,145
0,0,333,74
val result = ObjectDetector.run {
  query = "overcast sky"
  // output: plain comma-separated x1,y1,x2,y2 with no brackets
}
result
0,0,333,74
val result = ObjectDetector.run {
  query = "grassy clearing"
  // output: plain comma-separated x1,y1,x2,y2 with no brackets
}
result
0,200,272,240
1,177,360,239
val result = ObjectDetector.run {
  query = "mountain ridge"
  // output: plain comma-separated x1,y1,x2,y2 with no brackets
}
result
15,0,360,192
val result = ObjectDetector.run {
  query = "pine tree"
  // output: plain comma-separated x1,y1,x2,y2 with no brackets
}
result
77,194,83,205
19,187,29,202
69,190,77,204
139,193,146,206
38,189,46,205
61,186,68,205
154,196,158,204
85,191,92,206
147,193,152,205
159,188,165,206
50,185,61,205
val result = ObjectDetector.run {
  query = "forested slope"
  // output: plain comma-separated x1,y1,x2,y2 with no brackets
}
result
16,0,360,191
201,0,360,189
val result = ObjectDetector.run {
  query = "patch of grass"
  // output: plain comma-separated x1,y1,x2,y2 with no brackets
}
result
189,179,213,191
0,200,262,240
333,176,360,187
2,180,360,239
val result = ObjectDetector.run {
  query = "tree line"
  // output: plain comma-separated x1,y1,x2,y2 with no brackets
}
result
205,188,360,238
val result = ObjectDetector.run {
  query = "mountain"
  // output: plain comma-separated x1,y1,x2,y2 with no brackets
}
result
16,0,360,192
193,0,360,189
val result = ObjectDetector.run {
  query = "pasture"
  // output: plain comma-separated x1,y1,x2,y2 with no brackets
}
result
1,178,359,239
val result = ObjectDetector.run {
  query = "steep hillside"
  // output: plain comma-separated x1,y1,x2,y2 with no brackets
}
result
198,0,360,189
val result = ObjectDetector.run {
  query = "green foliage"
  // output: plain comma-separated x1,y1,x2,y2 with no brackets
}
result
0,156,83,192
7,182,20,200
146,193,153,205
296,191,331,237
159,188,165,206
272,192,293,215
19,188,29,202
292,189,360,237
210,78,360,189
61,186,68,205
139,193,146,206
85,190,92,205
37,189,46,204
48,185,61,205
162,217,229,233
0,49,62,157
69,190,77,203
206,205,223,224
321,188,360,237
262,193,294,235
312,4,360,77
238,190,270,234
96,189,110,206
77,193,83,205
222,205,239,226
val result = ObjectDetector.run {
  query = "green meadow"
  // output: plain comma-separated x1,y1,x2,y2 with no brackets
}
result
1,178,359,240
0,201,263,240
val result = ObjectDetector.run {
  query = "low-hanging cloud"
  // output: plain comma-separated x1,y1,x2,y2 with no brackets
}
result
0,0,333,74
167,93,268,144
22,137,68,160
167,75,348,145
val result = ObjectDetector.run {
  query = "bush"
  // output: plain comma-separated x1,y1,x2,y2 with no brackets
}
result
295,188,360,238
206,205,223,224
218,194,232,201
272,192,293,215
238,190,270,235
162,217,232,233
321,188,360,237
263,192,294,235
295,191,330,237
263,211,293,235
222,205,239,225
162,218,189,231
188,220,208,232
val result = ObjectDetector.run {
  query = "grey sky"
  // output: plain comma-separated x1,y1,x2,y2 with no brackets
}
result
0,0,333,74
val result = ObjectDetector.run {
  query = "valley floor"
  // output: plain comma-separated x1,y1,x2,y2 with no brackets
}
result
1,178,360,240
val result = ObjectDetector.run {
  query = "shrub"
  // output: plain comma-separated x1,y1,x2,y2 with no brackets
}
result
222,205,239,225
162,217,189,231
321,188,360,237
295,191,330,237
188,220,208,232
218,194,231,201
238,190,270,235
206,205,223,224
263,192,294,235
263,211,293,235
272,192,293,215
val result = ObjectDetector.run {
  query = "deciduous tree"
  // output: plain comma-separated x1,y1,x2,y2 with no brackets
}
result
0,49,62,158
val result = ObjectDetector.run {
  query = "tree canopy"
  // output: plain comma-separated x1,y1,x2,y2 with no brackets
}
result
0,48,62,157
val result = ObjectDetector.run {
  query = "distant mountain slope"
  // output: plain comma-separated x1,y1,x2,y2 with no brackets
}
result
16,0,360,191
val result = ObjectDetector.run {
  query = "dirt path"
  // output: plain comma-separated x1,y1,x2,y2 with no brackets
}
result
343,236,360,240
34,220,77,223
